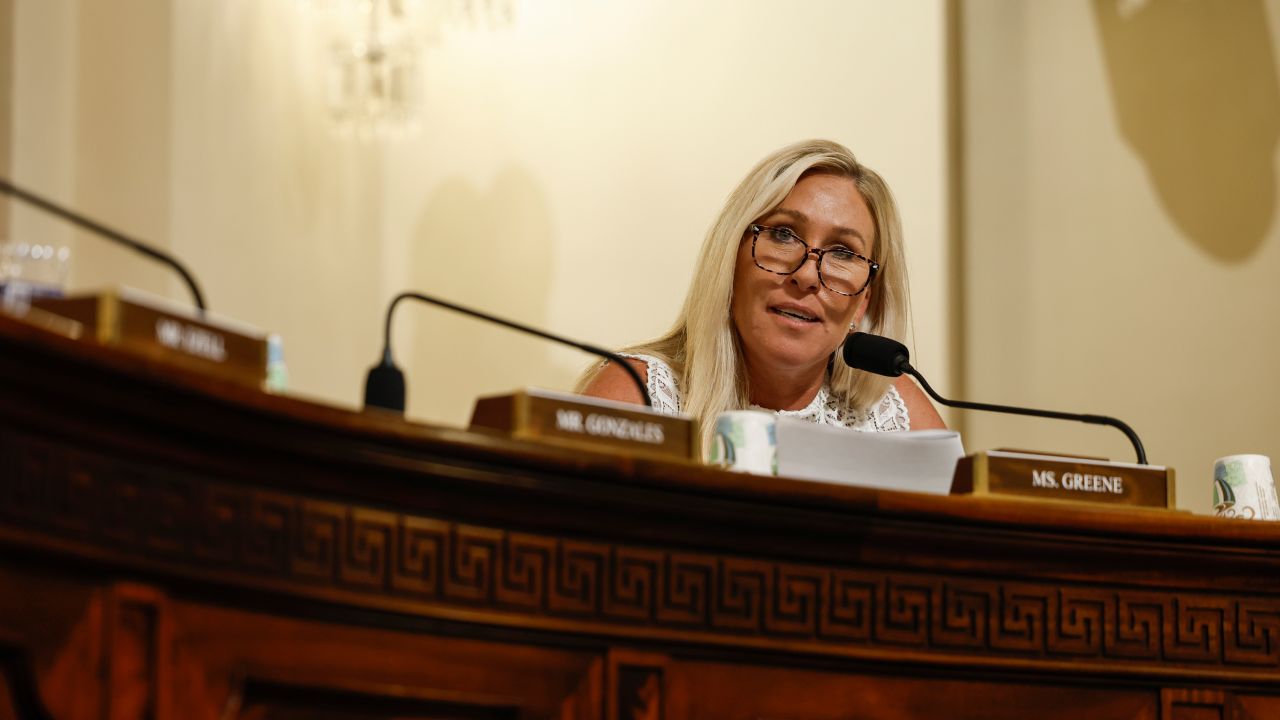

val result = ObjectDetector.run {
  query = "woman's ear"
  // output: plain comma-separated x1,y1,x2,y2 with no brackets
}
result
850,288,872,331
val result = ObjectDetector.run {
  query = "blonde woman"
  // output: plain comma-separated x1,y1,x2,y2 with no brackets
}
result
580,139,944,443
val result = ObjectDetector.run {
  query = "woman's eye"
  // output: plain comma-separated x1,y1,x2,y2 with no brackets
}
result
769,228,798,242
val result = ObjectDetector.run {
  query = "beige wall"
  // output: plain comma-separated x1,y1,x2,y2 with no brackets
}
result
0,0,11,228
8,1,951,425
961,0,1280,513
16,0,1253,516
381,1,952,425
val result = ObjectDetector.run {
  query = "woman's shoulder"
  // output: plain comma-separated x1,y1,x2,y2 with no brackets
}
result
824,381,910,431
580,353,682,414
825,376,945,431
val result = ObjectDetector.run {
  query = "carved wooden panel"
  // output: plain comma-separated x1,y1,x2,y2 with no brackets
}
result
664,656,1160,720
0,646,52,720
232,679,519,720
1233,692,1280,720
101,585,170,720
3,429,1280,682
607,651,666,720
1161,688,1225,720
164,599,603,720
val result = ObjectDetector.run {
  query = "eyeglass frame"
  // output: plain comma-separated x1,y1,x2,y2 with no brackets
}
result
748,224,880,297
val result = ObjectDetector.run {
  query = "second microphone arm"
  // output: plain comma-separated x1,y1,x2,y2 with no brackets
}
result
378,291,652,409
903,365,1147,465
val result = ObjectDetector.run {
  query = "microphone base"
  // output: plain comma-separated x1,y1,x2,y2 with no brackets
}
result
470,388,697,462
952,450,1176,510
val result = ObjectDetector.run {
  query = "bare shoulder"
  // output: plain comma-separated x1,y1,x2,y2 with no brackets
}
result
581,358,650,407
894,375,946,430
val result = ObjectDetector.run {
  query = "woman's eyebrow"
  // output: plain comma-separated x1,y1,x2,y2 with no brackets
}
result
768,208,866,241
766,208,808,223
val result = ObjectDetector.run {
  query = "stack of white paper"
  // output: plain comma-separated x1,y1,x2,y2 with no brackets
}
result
775,418,966,495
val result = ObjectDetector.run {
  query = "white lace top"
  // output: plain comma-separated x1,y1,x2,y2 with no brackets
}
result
624,354,911,432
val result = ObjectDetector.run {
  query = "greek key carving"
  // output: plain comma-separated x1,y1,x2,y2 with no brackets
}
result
991,586,1047,654
391,515,447,598
604,547,660,622
712,558,767,631
1109,596,1163,659
495,533,551,609
3,427,1279,675
550,541,605,616
341,508,393,589
879,580,930,646
766,566,821,637
822,571,875,641
658,555,714,626
1225,600,1280,665
1050,590,1105,656
933,583,989,649
444,525,498,602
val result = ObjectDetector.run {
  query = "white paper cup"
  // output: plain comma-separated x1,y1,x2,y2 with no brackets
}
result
1213,454,1280,521
707,410,777,475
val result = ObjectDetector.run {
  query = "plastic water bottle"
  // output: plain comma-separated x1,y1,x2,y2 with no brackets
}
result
265,333,288,393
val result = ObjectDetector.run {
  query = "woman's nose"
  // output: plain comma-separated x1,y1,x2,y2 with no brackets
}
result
789,250,823,290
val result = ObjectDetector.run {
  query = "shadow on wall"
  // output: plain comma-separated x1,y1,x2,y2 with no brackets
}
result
409,167,555,422
1093,0,1280,262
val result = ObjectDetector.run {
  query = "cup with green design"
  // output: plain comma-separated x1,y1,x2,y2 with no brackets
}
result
706,410,777,475
1213,454,1279,521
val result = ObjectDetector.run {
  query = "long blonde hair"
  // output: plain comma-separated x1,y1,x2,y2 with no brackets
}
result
580,139,910,448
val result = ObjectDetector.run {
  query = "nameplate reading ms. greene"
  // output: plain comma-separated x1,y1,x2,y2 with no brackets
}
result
470,389,696,461
952,450,1176,509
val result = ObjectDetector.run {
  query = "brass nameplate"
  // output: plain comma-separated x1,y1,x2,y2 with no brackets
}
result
33,288,268,388
952,450,1176,509
470,388,697,461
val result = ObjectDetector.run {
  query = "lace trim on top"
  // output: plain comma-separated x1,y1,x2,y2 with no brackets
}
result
619,352,681,415
620,353,910,432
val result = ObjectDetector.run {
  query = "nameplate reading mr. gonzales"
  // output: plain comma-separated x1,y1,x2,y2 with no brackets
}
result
470,389,695,461
951,450,1176,509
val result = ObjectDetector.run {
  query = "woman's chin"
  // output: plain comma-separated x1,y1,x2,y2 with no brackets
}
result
745,341,832,374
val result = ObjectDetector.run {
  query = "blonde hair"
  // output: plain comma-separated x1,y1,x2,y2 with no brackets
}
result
579,139,910,449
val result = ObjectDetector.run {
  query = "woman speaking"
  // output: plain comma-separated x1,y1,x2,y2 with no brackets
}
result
580,139,943,444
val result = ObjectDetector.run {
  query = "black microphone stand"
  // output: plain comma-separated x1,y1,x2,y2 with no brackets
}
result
366,291,652,413
843,332,1148,465
902,365,1147,465
0,177,207,313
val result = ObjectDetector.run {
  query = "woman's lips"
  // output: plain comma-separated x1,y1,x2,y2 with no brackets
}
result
769,306,820,323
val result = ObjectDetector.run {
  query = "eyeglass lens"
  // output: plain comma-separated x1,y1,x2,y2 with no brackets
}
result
753,226,871,295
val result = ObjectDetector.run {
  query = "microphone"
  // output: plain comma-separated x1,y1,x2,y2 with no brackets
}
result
364,291,652,413
0,177,207,313
843,332,1148,465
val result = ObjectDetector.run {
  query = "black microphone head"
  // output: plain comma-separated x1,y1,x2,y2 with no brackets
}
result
364,360,406,413
842,332,910,377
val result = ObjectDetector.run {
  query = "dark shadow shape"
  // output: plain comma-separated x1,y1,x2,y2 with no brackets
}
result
0,645,55,720
409,167,556,420
1093,0,1280,262
235,677,518,720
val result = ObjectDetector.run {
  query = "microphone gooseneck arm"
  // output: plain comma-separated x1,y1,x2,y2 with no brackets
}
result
900,361,1148,465
0,177,207,313
382,291,652,408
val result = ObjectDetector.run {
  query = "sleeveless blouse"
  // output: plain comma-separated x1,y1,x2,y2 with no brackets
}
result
624,354,911,432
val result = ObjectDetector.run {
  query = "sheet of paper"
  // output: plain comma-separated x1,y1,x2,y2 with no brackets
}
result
775,418,966,495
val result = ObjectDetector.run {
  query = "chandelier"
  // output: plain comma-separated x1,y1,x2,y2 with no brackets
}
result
324,0,422,139
306,0,513,140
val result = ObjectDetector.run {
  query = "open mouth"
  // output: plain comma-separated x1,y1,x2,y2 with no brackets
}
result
770,307,819,323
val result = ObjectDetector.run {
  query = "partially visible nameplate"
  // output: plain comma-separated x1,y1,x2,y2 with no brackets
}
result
951,450,1176,509
32,287,268,389
470,388,697,461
